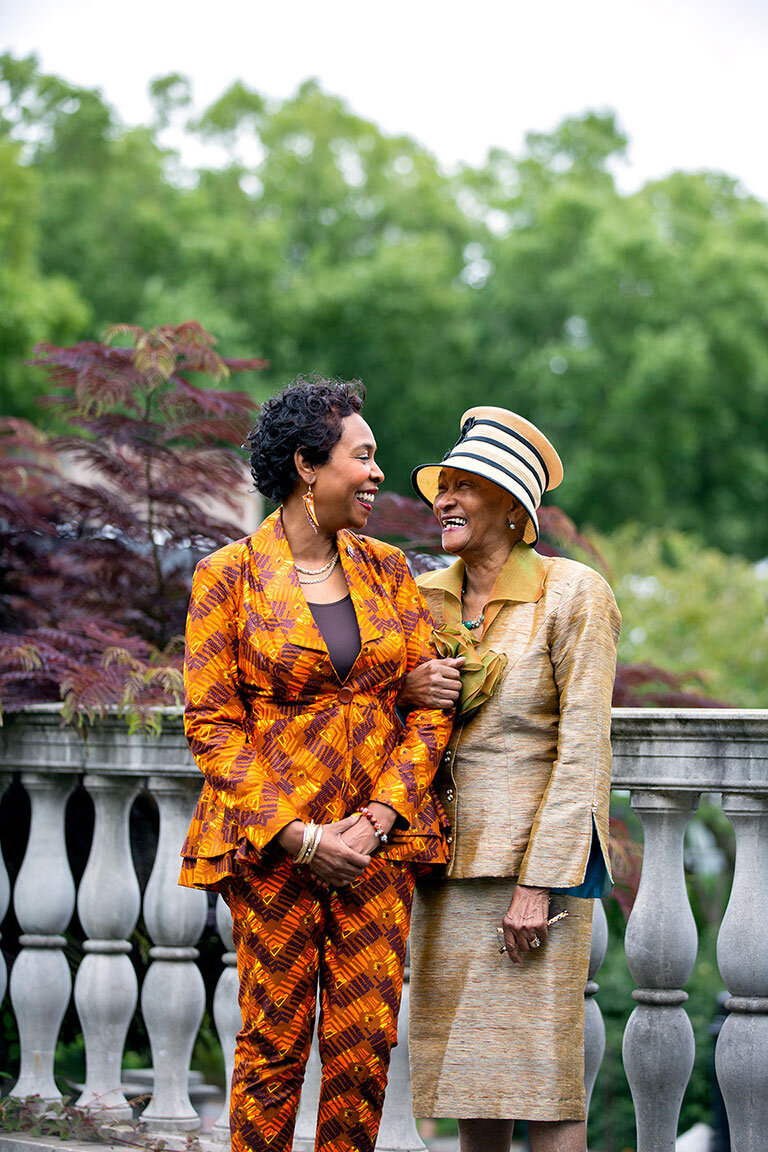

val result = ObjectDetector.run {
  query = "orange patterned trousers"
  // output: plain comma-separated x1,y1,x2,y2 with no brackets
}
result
224,856,415,1152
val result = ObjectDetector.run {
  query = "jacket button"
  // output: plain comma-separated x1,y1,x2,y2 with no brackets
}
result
442,750,453,764
338,687,354,704
446,836,453,844
445,790,455,801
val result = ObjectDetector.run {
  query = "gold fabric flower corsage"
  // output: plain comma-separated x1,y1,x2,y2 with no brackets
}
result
432,624,507,718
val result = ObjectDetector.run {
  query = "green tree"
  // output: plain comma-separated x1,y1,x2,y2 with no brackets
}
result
0,55,185,328
184,78,477,471
4,54,768,557
0,100,89,418
596,524,768,707
462,114,768,556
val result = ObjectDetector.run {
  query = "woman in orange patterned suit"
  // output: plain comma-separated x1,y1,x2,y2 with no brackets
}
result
179,377,455,1152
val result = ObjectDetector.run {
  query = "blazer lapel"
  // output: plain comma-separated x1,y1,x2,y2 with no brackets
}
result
248,509,327,655
336,531,385,648
248,515,386,663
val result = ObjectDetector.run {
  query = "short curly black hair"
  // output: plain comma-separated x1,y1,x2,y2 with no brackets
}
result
246,374,366,503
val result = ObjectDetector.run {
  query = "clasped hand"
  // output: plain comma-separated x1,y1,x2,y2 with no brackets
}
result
311,815,374,885
397,657,465,711
276,805,394,886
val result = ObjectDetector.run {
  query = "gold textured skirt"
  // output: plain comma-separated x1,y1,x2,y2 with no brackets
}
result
409,877,594,1121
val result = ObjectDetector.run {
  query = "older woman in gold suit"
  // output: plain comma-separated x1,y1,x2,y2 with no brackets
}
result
401,407,621,1152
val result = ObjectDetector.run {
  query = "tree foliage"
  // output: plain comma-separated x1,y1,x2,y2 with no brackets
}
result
3,55,767,556
0,322,264,726
596,524,768,708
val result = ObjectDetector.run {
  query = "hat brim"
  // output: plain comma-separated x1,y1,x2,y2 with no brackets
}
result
410,461,540,545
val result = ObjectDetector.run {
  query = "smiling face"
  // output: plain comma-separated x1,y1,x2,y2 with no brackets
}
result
308,413,384,532
433,468,522,559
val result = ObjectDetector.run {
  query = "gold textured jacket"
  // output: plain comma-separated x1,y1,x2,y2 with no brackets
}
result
179,509,452,890
417,543,620,890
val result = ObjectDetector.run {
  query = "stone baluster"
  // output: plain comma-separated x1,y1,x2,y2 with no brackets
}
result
9,771,77,1102
74,774,142,1116
715,793,768,1149
621,790,699,1152
211,894,242,1143
584,898,608,1114
140,775,208,1132
375,956,427,1152
0,774,10,1006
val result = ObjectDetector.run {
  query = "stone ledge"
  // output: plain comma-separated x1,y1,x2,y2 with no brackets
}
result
0,1135,224,1152
0,1138,122,1152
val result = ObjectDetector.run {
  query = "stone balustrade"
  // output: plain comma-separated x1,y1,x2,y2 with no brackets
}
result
0,706,766,1152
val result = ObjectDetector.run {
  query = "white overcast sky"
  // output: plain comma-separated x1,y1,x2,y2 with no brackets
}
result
4,0,768,199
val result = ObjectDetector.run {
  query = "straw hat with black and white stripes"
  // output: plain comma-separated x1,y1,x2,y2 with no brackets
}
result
410,406,563,545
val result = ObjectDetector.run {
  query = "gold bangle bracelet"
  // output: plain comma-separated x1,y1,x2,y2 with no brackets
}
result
293,822,316,865
303,824,324,866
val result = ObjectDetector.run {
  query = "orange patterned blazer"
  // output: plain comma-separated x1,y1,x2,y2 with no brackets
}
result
179,509,452,890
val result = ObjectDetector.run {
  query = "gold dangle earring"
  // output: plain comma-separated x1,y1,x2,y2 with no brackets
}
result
303,485,319,533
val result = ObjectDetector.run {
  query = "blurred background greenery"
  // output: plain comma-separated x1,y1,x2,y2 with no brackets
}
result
2,48,766,1151
595,527,768,708
3,52,768,567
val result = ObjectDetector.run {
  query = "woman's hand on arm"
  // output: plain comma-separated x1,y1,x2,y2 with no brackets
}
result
500,885,550,967
396,657,465,711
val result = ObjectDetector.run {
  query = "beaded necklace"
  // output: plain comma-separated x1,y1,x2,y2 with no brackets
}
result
461,576,485,629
